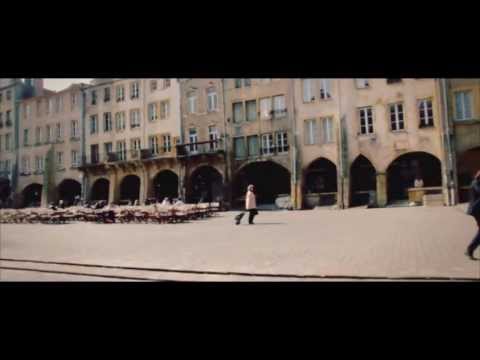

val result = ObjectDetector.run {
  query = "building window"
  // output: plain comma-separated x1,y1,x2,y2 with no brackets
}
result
5,133,12,151
304,119,318,145
71,120,79,138
90,144,99,164
246,100,257,122
260,97,272,120
71,150,79,167
163,79,171,89
6,110,12,126
47,98,54,114
131,138,141,155
150,80,157,92
244,79,251,87
149,135,159,155
261,134,274,155
389,103,405,131
46,125,51,143
187,92,197,114
104,142,113,158
455,91,473,121
418,99,434,128
321,117,334,143
359,107,374,135
56,123,63,140
319,79,332,100
103,112,113,132
35,127,41,144
276,132,289,153
0,92,2,103
355,79,370,89
130,109,141,128
207,87,218,112
303,79,315,102
233,102,244,123
234,79,242,88
148,103,158,121
90,115,98,134
22,157,30,174
71,93,77,109
25,104,31,120
23,129,29,146
116,85,125,102
115,112,126,131
163,134,172,153
247,135,259,157
208,126,219,151
273,95,286,118
104,87,111,103
386,79,402,84
36,100,42,117
91,90,97,105
234,137,246,159
55,96,63,112
116,141,127,161
160,100,170,119
35,156,44,172
188,128,198,153
56,151,64,168
130,81,140,99
6,90,11,100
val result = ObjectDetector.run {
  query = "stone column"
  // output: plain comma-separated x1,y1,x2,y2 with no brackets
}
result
139,166,150,205
376,172,387,207
108,170,118,204
342,177,350,209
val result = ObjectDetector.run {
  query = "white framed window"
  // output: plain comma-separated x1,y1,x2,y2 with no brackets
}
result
22,157,30,173
319,79,332,99
150,80,158,92
90,144,99,163
163,134,172,153
163,79,171,89
233,102,244,123
115,112,126,131
25,104,31,120
35,156,44,172
207,87,218,112
56,151,64,168
104,142,113,157
303,79,315,102
5,133,11,151
71,120,79,138
71,93,77,109
355,79,370,89
90,115,98,134
148,103,158,121
359,107,374,135
304,119,318,145
455,91,473,121
247,135,259,157
149,135,159,155
104,87,111,102
116,140,127,160
6,90,11,100
208,126,219,151
273,95,286,118
35,127,42,144
130,81,140,99
418,99,434,127
234,79,242,88
234,137,246,158
103,112,113,132
246,100,257,121
244,79,251,87
71,150,79,167
23,129,29,146
4,160,11,173
321,117,334,143
187,92,197,114
116,85,125,102
160,100,170,119
45,125,51,143
276,132,289,153
261,133,274,155
389,103,405,131
130,109,141,128
131,138,141,157
260,97,272,120
57,96,64,112
189,128,198,153
90,90,97,106
56,123,63,140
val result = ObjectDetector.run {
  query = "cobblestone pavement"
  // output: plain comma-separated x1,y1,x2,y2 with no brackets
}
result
1,205,479,281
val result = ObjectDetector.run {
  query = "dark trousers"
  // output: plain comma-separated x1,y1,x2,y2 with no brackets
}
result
467,217,480,255
248,209,257,224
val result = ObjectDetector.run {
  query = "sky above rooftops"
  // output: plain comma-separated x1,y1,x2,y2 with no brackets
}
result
44,78,92,91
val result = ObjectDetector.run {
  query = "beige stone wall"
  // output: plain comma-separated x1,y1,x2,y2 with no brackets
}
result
0,83,16,175
16,85,84,199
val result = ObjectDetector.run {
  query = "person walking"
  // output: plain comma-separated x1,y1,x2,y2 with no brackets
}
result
465,170,480,260
235,184,258,225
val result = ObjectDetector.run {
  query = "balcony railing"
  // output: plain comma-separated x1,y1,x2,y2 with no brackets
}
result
235,145,290,160
176,139,224,157
81,148,174,167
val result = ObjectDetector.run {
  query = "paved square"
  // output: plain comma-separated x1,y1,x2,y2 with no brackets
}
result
1,205,479,281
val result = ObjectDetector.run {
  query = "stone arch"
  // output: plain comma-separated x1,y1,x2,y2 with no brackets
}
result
119,174,141,203
153,170,179,202
386,151,442,203
350,155,377,206
456,146,480,202
187,165,223,203
22,183,42,208
57,179,82,206
303,157,338,208
90,178,110,202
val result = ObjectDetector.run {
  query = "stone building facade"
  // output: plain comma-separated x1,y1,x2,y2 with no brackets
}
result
1,78,478,210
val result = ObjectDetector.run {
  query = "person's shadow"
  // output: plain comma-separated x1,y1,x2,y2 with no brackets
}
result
250,222,286,225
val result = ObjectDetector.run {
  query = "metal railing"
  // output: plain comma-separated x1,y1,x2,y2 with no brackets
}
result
176,139,224,157
81,148,174,166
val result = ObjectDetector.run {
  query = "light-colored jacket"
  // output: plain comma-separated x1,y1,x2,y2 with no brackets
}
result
245,190,256,210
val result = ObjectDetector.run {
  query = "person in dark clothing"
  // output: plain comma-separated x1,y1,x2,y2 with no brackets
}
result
465,170,480,260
